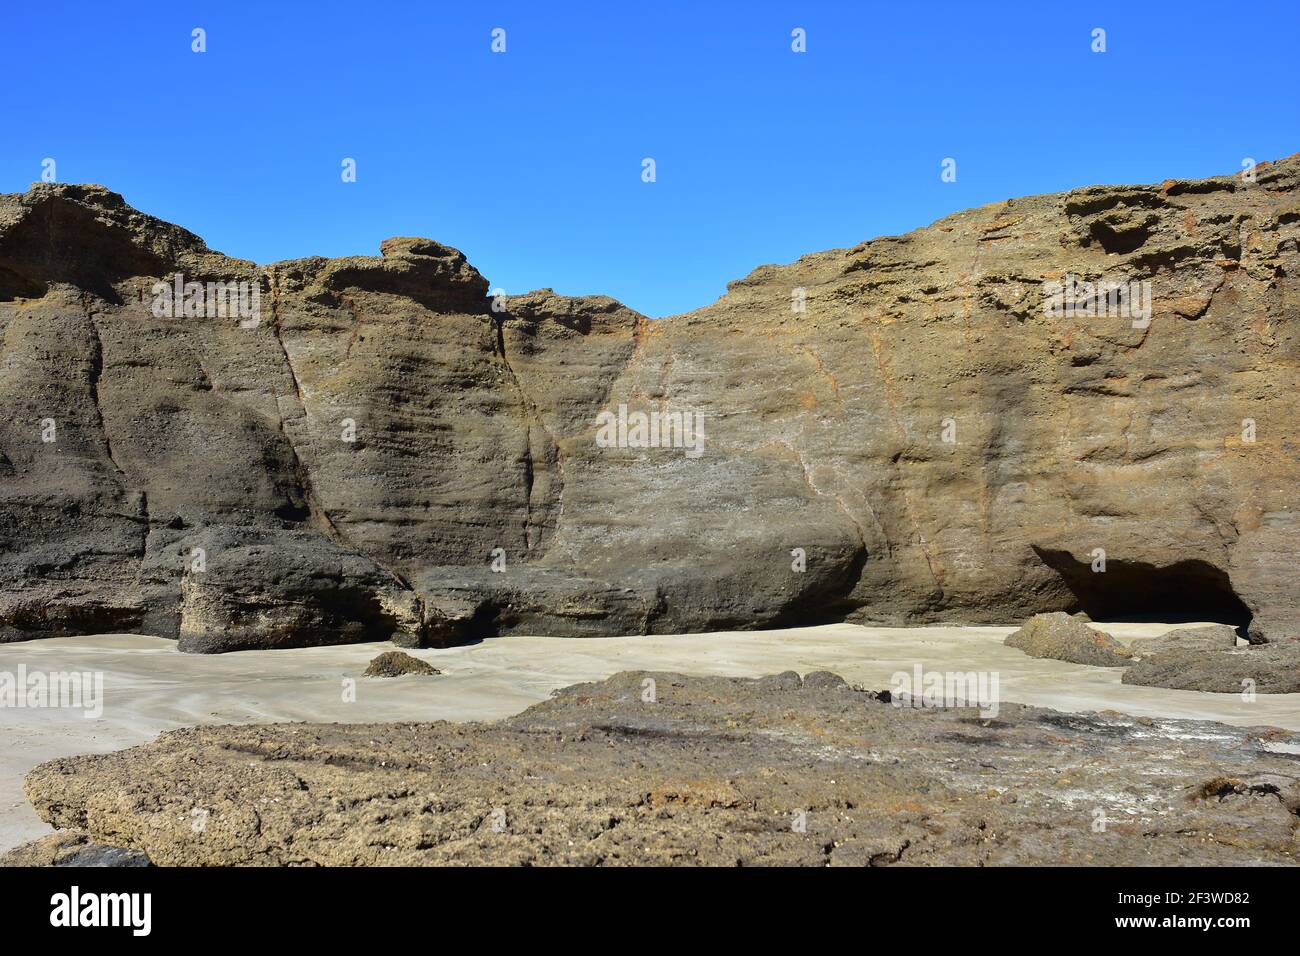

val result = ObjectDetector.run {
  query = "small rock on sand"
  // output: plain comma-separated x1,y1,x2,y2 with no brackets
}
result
363,651,441,678
1004,612,1131,667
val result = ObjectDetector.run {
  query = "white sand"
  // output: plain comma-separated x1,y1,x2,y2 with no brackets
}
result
2,620,1297,852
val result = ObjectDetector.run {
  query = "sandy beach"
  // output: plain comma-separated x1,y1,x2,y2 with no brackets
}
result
2,620,1297,853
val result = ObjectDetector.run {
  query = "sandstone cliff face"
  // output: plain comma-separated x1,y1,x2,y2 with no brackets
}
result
1,158,1297,651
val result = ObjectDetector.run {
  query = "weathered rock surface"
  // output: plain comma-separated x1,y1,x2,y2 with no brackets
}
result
1129,623,1241,657
1004,612,1132,666
3,155,1300,650
1122,640,1300,693
15,671,1300,865
363,650,440,677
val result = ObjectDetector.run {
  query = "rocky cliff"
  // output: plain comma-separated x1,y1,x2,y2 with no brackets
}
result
2,157,1297,651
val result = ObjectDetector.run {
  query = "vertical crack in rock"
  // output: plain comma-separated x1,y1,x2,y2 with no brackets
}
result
80,293,129,484
266,270,329,533
491,312,563,555
594,313,650,415
265,270,414,597
79,291,147,563
267,272,310,417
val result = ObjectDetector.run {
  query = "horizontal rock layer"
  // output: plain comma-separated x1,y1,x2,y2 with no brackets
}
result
14,670,1300,865
1,156,1298,650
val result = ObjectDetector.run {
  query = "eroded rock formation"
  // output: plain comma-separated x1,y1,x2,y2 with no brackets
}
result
2,156,1298,650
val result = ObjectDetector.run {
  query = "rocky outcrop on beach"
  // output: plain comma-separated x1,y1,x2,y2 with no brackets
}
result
12,670,1300,865
1129,623,1241,657
2,154,1299,650
998,619,1297,693
1003,612,1132,666
1122,640,1300,693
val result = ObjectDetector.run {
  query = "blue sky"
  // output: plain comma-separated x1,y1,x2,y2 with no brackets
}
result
3,1,1297,317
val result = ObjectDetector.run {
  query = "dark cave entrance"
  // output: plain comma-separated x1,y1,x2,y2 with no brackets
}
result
1032,546,1252,632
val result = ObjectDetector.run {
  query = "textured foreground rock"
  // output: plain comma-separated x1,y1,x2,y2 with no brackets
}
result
3,155,1300,649
1004,612,1132,666
14,671,1300,866
0,831,149,867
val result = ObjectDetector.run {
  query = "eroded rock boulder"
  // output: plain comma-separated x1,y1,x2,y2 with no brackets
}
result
1004,612,1132,666
174,529,422,653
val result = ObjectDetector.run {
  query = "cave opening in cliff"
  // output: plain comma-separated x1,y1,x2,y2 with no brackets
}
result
1031,547,1252,632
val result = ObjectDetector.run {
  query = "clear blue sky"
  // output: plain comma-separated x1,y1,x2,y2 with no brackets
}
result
3,1,1297,317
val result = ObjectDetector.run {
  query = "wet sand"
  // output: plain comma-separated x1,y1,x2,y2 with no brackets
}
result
2,620,1297,852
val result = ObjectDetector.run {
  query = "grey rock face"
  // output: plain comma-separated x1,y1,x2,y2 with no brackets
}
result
173,528,421,653
2,156,1300,650
1004,612,1133,667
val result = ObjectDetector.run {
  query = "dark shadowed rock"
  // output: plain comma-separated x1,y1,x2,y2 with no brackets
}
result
1122,640,1300,693
16,671,1300,866
1004,612,1132,666
3,156,1300,650
0,830,150,867
363,650,440,677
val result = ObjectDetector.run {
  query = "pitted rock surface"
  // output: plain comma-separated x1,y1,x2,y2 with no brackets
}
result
14,671,1300,866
